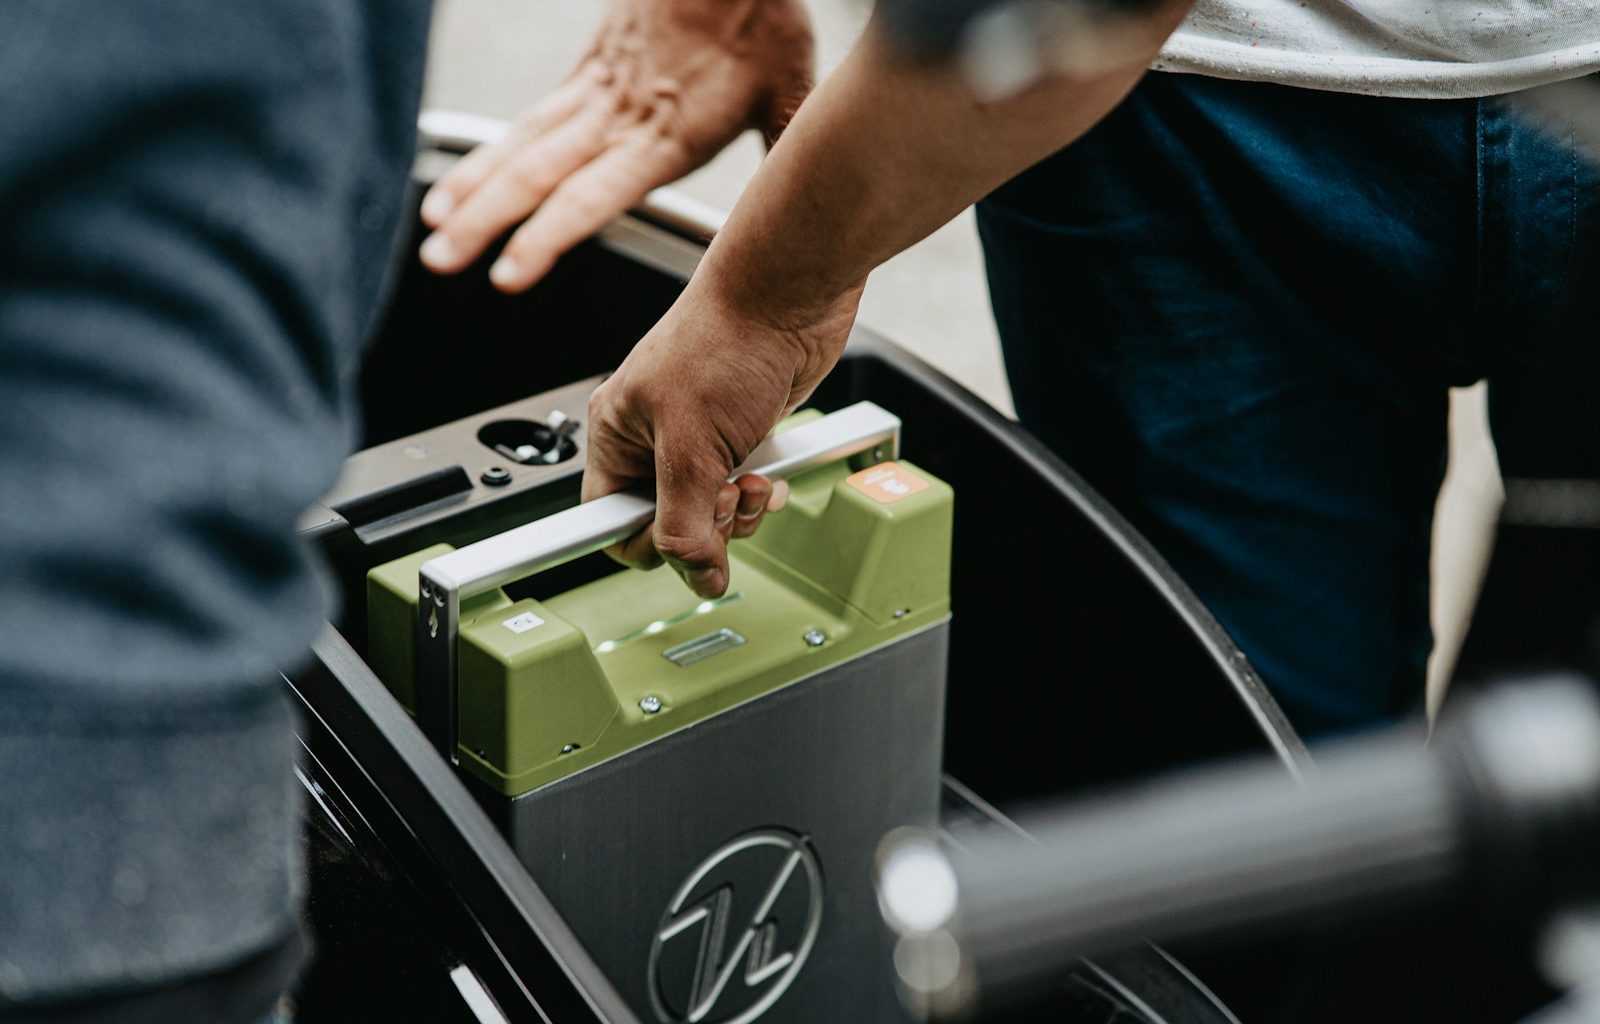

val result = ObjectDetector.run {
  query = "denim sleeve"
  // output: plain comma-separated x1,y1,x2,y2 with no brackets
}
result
0,0,429,1007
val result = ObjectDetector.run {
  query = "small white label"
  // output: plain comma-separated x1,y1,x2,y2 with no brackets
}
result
502,611,545,634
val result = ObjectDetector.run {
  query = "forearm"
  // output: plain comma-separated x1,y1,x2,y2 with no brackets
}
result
582,0,1193,598
695,4,1191,325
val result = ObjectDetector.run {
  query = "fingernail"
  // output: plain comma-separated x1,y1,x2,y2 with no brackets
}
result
489,256,521,288
715,510,735,528
420,190,454,225
769,480,791,512
419,233,457,268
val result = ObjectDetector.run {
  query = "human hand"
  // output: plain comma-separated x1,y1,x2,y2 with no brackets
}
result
417,0,813,292
581,275,860,598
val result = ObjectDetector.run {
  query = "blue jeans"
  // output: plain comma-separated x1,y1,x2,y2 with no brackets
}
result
979,72,1600,736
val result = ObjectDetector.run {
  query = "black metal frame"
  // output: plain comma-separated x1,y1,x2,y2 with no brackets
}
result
292,627,639,1023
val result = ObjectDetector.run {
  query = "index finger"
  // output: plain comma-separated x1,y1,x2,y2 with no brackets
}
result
582,446,665,571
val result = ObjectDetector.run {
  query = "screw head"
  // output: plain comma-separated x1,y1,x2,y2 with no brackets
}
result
481,465,512,487
803,630,827,648
893,608,909,619
561,743,579,754
639,695,663,714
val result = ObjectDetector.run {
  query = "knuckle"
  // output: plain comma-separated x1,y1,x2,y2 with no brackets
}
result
586,379,626,423
508,156,555,194
614,540,660,570
585,398,629,446
573,189,609,220
652,530,718,569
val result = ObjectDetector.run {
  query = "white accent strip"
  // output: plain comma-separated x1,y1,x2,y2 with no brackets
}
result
450,964,512,1024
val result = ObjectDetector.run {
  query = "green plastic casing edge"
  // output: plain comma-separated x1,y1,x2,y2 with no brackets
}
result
367,445,952,797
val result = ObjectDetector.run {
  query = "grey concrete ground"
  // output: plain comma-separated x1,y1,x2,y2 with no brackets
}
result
423,2,1501,713
423,0,1014,413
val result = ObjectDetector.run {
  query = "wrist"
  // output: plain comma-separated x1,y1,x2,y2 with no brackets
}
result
693,216,865,327
693,247,862,345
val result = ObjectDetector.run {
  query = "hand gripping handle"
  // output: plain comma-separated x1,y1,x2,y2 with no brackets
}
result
416,401,903,761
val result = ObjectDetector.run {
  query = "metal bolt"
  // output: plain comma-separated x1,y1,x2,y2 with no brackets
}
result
548,409,578,439
561,743,580,754
542,411,581,463
803,630,827,648
480,465,511,487
893,608,909,619
639,695,663,714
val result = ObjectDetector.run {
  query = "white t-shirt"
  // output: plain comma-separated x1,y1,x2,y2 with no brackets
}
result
1156,1,1600,97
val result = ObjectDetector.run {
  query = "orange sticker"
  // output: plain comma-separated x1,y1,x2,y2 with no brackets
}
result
845,462,930,504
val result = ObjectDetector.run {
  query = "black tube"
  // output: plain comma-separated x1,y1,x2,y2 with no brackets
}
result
880,678,1600,1019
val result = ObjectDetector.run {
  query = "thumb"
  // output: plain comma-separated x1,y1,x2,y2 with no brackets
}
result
651,444,742,598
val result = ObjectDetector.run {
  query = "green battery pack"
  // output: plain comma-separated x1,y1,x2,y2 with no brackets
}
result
366,439,951,796
365,406,952,1024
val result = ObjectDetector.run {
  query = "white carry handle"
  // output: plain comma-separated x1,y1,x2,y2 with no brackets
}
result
416,401,903,761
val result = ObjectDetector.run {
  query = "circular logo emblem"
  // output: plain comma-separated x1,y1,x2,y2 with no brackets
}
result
647,829,824,1024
